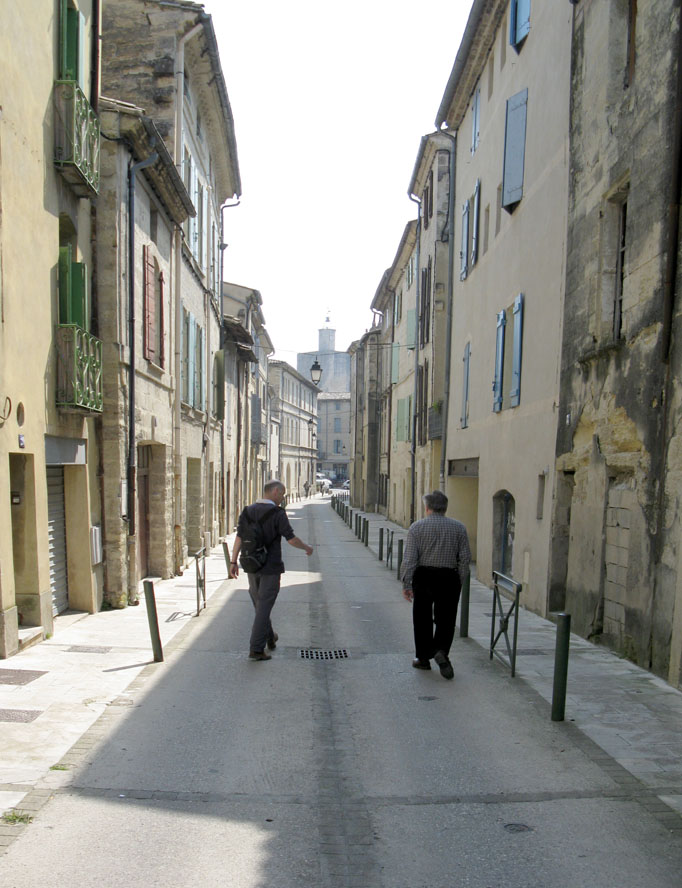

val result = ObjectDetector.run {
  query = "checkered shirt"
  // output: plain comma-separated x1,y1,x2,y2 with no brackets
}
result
400,514,471,589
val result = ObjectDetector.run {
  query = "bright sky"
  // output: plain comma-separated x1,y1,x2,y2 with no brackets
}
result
211,0,474,363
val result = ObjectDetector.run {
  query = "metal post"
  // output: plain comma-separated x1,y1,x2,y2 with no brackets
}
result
364,518,369,547
551,613,571,721
379,527,384,561
459,570,470,638
397,538,403,576
222,540,231,575
143,580,164,662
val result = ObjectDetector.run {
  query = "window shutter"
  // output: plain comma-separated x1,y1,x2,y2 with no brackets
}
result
58,244,72,324
215,349,225,419
461,341,471,428
502,88,528,209
460,200,470,280
71,262,88,330
395,398,405,442
188,315,196,407
60,1,79,81
158,272,165,368
510,293,524,407
143,245,155,362
199,326,206,410
471,87,481,153
493,310,506,413
510,0,531,48
77,10,86,90
406,309,416,349
407,394,413,441
391,342,400,383
471,180,481,267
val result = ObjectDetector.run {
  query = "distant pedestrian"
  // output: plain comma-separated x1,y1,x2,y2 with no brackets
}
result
304,480,310,498
229,480,313,661
400,490,471,679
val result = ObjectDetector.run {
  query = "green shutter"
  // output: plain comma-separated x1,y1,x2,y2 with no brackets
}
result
406,309,416,350
391,342,400,384
60,1,80,81
71,262,88,329
215,350,225,419
58,245,72,324
188,315,196,407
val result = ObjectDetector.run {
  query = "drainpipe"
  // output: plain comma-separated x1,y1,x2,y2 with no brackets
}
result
219,199,240,533
172,20,202,570
408,194,421,524
437,128,457,492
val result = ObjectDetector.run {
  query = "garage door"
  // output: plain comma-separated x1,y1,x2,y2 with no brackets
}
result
47,466,69,615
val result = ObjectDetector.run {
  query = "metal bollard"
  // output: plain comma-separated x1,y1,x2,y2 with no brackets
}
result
551,613,571,721
222,540,231,575
397,538,403,576
364,518,369,546
143,580,164,662
459,571,470,638
379,528,384,561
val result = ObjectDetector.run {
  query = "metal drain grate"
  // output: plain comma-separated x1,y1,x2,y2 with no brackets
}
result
66,645,112,654
299,648,349,660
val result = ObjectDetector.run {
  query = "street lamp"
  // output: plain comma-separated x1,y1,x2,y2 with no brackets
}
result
310,357,323,385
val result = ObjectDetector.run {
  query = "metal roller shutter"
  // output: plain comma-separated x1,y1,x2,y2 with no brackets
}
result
47,466,69,614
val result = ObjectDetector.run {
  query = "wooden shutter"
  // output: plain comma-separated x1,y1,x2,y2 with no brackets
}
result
71,261,88,329
510,0,531,48
493,310,506,413
143,245,155,362
158,272,165,368
461,341,471,428
471,88,481,153
199,325,206,410
60,0,79,81
510,294,524,407
188,315,196,406
471,180,480,268
460,200,470,280
391,342,400,384
214,350,225,419
502,89,528,209
58,245,72,324
406,309,417,350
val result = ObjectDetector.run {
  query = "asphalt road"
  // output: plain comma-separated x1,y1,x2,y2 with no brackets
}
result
2,499,681,887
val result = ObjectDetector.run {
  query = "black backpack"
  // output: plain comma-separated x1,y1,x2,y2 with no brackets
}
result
238,506,280,573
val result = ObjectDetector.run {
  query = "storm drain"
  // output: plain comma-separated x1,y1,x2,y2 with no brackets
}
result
299,648,350,660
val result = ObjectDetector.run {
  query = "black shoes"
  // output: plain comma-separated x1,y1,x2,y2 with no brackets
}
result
266,632,278,651
412,658,431,670
248,650,272,661
433,650,454,680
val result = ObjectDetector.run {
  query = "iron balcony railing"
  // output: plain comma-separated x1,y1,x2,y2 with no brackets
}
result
54,80,100,196
56,325,103,412
427,406,443,439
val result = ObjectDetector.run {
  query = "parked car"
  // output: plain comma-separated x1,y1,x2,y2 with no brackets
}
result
341,479,350,490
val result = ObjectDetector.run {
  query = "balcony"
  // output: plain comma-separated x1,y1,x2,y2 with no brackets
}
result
54,80,100,196
428,406,443,439
56,325,103,413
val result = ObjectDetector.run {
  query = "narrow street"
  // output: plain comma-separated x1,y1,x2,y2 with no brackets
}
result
2,497,681,887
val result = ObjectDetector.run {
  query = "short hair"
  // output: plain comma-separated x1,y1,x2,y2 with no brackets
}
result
423,490,448,514
263,479,285,495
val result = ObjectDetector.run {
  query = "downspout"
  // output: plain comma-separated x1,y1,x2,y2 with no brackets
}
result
127,152,158,593
437,128,457,492
218,199,240,533
408,194,421,524
91,0,101,113
662,2,682,361
172,20,202,570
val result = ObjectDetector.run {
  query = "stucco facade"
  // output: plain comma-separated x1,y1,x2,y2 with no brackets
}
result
0,0,103,656
268,361,317,498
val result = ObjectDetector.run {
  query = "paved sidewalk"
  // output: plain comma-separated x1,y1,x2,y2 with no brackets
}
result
331,495,682,822
0,536,236,820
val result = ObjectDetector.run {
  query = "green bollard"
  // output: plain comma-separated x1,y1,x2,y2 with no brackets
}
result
551,613,571,721
379,528,384,561
397,538,403,576
364,518,369,546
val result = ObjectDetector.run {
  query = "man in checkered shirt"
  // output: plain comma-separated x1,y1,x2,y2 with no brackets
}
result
400,490,471,679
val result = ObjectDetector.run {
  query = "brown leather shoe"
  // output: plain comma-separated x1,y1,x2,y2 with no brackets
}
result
248,651,272,661
412,658,431,670
266,632,278,651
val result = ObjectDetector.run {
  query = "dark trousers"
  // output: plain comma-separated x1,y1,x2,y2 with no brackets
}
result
412,566,462,660
247,572,281,652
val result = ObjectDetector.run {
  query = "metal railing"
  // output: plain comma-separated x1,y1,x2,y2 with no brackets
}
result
53,80,100,196
489,570,523,676
55,325,103,412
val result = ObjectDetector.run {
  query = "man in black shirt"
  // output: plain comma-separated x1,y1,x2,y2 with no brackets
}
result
230,480,313,661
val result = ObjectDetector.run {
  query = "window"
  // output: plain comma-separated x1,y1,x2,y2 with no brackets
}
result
471,87,481,154
406,309,417,350
600,181,629,342
58,243,89,329
59,0,85,89
395,396,413,442
460,199,470,280
613,201,627,339
334,439,342,454
420,259,431,347
483,204,490,255
488,52,495,99
143,245,164,367
493,294,524,413
509,0,530,51
334,417,341,433
471,180,481,269
406,255,415,288
394,289,403,325
502,88,528,212
181,309,205,409
461,342,471,428
391,342,400,384
335,402,341,410
423,170,434,229
213,350,224,418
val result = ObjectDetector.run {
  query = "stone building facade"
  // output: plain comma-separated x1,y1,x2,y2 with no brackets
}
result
268,361,318,498
550,0,682,685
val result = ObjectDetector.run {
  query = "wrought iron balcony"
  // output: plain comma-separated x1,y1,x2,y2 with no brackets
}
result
56,325,103,413
428,406,443,439
54,80,100,196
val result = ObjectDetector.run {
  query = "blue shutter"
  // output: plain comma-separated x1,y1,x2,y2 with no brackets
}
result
502,88,528,210
510,293,524,407
391,342,400,383
200,326,206,411
471,180,480,268
188,315,196,407
461,341,471,428
460,200,470,280
510,0,531,48
471,87,481,154
493,310,506,413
